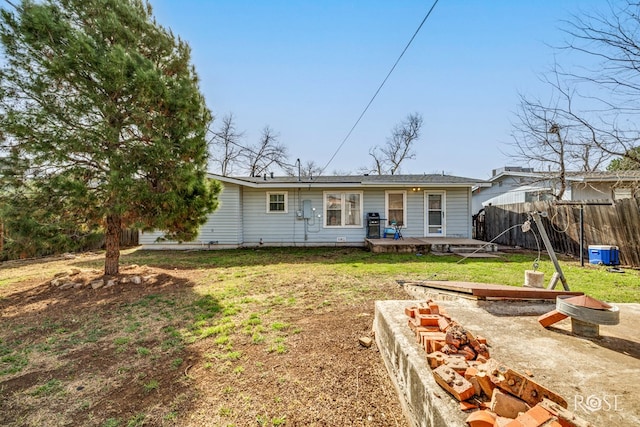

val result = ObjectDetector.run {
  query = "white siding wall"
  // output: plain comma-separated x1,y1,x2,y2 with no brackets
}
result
445,188,471,238
571,182,611,200
242,187,369,245
404,191,425,237
141,183,474,247
140,182,243,247
472,176,524,213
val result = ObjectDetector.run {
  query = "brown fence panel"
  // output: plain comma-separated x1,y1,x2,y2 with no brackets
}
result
483,198,640,268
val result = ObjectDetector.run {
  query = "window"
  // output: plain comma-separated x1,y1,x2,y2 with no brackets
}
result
385,191,406,226
324,192,362,227
266,192,288,213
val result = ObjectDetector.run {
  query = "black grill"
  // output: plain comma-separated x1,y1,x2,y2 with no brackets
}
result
366,212,381,239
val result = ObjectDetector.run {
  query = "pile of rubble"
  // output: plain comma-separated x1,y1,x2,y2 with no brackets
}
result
405,300,592,427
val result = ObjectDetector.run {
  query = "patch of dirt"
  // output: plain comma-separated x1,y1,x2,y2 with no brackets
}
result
0,257,410,426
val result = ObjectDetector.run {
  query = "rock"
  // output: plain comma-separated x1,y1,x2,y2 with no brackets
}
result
90,280,104,290
359,336,373,348
73,282,84,289
62,253,76,260
51,278,62,287
131,276,142,285
59,282,74,290
120,277,130,284
105,279,117,288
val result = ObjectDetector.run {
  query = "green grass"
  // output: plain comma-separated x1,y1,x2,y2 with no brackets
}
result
118,247,639,302
31,379,64,397
0,246,637,426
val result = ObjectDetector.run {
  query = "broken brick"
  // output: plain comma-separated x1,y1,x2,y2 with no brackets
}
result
464,367,482,397
437,316,450,331
495,416,514,427
428,301,440,314
416,314,440,326
459,345,477,360
538,399,594,427
538,309,569,328
459,400,478,411
465,409,497,427
419,331,446,353
493,366,568,408
504,404,556,427
444,354,470,374
431,340,445,353
414,326,438,343
476,372,496,398
417,306,432,314
445,324,469,347
432,365,475,401
404,306,417,317
490,388,531,419
426,351,447,369
441,343,458,355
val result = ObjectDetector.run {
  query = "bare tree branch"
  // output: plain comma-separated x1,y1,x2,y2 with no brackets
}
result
245,126,288,177
367,113,423,175
208,113,245,176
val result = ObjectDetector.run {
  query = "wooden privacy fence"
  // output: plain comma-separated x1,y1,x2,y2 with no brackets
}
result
481,198,640,268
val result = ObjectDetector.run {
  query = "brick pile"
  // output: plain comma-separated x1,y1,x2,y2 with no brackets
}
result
404,300,593,427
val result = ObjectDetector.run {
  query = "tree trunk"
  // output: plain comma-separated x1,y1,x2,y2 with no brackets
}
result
104,213,121,275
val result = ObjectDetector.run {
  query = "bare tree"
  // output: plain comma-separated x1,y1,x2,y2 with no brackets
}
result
368,113,423,175
245,126,289,177
557,0,640,168
208,113,245,176
510,66,611,199
286,159,323,179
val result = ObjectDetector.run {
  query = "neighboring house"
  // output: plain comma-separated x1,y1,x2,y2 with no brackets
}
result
472,167,640,213
568,171,640,201
472,167,561,214
140,173,489,249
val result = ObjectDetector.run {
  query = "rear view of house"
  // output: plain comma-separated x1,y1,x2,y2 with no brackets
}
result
140,173,489,249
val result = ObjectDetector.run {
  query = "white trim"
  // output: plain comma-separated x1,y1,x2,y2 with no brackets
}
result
323,191,364,228
385,190,407,228
266,191,288,213
424,191,446,236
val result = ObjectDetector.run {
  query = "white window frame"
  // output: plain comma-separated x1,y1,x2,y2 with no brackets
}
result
424,191,446,236
323,191,363,228
266,191,288,213
385,190,407,227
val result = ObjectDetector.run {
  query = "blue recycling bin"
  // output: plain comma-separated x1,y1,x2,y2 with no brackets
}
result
588,245,620,265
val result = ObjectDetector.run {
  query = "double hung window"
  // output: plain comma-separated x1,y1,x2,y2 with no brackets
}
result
324,192,362,227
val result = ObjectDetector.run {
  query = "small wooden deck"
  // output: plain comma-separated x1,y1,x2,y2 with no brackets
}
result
365,237,497,254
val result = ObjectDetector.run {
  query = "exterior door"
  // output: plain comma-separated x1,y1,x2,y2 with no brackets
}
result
425,192,445,236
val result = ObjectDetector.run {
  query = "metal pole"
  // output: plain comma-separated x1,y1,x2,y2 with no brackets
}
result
530,211,570,291
579,206,584,267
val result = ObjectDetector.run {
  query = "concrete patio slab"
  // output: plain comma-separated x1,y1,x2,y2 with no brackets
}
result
373,289,640,427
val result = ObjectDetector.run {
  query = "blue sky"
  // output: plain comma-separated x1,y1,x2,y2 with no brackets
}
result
21,0,611,179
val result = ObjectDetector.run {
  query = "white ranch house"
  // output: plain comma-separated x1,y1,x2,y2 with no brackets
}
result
140,173,489,249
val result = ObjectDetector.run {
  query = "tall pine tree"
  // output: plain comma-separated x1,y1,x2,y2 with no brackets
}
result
0,0,219,274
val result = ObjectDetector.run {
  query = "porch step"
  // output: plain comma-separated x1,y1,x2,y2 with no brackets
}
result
433,243,498,254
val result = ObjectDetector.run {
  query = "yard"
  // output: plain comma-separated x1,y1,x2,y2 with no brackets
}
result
0,247,637,426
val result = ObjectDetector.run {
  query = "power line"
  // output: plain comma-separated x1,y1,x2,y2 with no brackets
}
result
318,0,440,177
